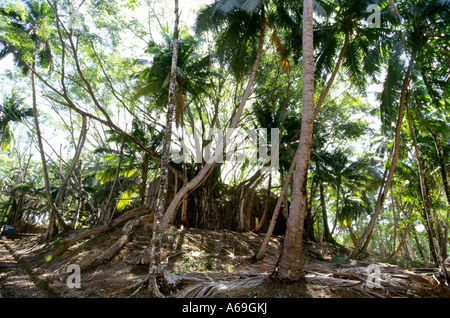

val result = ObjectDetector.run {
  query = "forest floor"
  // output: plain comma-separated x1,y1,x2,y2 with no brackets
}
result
1,223,449,298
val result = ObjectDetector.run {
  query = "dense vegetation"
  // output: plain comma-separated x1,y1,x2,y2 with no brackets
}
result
0,0,449,295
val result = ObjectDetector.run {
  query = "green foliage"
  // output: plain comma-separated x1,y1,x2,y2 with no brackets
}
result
0,91,31,150
0,0,448,266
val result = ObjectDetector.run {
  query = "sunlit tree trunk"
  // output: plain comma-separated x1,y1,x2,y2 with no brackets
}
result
30,62,70,237
272,0,314,282
148,0,179,298
405,102,445,268
349,67,411,259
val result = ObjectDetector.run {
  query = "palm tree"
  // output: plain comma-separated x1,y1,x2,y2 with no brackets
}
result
133,33,213,126
0,92,33,150
93,121,155,221
0,0,70,234
271,0,315,282
147,0,180,298
349,0,450,260
314,149,380,236
161,0,268,233
195,0,267,80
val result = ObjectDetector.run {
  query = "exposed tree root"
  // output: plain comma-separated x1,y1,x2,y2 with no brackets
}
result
52,206,152,257
78,217,142,271
123,269,184,298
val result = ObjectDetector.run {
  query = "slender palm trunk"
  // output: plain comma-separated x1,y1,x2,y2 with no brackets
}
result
389,203,413,259
254,173,272,232
161,7,266,233
331,184,340,235
103,137,125,223
257,23,349,262
30,63,69,237
54,115,87,206
429,130,450,206
320,182,335,243
349,67,411,259
314,33,349,117
406,103,441,264
411,223,426,260
388,0,401,19
148,0,179,298
272,0,314,282
391,187,397,253
255,149,297,261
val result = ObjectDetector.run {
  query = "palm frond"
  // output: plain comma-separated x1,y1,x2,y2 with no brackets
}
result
378,44,404,133
239,0,265,14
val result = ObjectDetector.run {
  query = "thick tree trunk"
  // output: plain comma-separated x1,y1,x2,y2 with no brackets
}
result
161,8,266,233
272,0,314,282
349,67,411,259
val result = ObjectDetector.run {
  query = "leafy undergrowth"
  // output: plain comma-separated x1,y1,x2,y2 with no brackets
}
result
2,224,449,298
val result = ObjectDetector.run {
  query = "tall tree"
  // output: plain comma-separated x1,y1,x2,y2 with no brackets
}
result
349,0,450,260
272,0,314,282
0,92,32,150
148,0,179,298
0,0,70,235
161,0,267,233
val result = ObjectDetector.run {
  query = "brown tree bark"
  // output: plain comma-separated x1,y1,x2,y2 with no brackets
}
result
254,173,272,232
349,66,411,259
54,115,88,206
148,0,179,298
78,217,141,271
30,63,70,237
52,206,150,257
406,102,442,265
429,130,450,206
272,0,315,282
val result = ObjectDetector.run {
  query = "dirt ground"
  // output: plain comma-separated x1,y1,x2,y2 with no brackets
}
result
1,223,449,299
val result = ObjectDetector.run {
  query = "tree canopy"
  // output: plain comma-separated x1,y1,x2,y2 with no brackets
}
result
0,0,449,294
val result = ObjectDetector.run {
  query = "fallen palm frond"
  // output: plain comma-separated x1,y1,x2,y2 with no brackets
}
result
177,274,268,298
